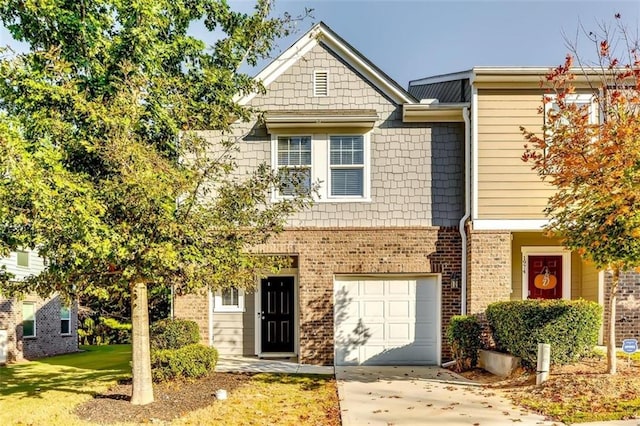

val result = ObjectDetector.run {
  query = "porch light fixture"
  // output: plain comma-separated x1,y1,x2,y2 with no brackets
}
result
450,272,461,289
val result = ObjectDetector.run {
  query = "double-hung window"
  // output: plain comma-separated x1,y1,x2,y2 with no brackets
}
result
272,133,370,201
330,136,364,197
277,136,312,196
60,306,71,335
22,302,36,338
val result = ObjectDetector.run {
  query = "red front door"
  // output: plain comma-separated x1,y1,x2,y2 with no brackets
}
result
528,255,563,299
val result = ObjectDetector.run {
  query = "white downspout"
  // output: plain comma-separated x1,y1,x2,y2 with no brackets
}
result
459,106,471,315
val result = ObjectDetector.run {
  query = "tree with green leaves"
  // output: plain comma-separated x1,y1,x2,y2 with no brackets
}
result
522,15,640,375
0,0,313,404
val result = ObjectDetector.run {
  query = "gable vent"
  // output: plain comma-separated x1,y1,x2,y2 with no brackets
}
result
314,70,328,96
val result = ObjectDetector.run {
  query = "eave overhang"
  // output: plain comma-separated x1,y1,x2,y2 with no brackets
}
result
265,109,378,131
402,103,469,123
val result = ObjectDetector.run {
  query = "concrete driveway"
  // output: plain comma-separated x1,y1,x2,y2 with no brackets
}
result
335,366,561,426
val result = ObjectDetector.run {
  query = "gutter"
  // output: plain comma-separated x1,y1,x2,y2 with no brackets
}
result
459,106,471,315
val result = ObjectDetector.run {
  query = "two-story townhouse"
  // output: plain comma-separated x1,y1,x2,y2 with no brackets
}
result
174,22,470,366
0,250,78,363
409,67,639,345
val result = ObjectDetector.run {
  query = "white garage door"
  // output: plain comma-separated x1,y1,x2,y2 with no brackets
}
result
334,276,440,366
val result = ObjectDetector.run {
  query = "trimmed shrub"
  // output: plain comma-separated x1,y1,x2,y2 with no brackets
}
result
151,344,218,382
486,299,602,368
447,315,481,372
150,318,200,350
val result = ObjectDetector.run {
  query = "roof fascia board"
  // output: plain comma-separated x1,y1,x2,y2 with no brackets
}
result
408,70,474,86
402,103,469,123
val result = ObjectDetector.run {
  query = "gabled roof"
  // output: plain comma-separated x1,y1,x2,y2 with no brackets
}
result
238,22,416,106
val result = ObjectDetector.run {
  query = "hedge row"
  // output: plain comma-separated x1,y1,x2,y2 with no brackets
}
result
446,315,481,372
486,299,602,367
151,343,218,382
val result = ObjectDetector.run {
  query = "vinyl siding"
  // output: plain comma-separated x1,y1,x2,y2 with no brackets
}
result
580,261,599,303
211,293,255,356
0,250,45,281
476,89,554,219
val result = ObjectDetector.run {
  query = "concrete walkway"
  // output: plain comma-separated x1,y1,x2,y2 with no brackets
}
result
216,360,637,426
216,356,334,375
336,366,561,426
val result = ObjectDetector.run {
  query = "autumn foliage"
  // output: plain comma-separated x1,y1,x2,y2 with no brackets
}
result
521,15,640,374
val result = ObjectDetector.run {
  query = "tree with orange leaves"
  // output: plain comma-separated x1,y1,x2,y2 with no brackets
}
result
522,15,640,375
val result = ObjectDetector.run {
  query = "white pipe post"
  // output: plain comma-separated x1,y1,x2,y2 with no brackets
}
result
536,343,551,385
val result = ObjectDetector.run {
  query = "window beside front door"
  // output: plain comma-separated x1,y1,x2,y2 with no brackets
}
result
213,287,245,313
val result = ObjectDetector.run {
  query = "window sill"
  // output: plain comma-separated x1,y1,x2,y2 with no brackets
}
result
23,336,36,340
213,308,246,314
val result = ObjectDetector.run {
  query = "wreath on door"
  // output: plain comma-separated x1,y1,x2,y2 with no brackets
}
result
534,266,557,290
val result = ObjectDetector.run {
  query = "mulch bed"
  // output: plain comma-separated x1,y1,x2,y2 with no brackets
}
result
75,372,254,424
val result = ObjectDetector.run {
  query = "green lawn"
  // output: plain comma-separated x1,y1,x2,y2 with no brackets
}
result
0,345,340,426
0,345,131,426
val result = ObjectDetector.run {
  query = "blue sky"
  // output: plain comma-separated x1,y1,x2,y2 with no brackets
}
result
2,1,639,87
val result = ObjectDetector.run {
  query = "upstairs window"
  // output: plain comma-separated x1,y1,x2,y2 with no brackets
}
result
313,70,328,96
277,136,312,196
330,136,364,197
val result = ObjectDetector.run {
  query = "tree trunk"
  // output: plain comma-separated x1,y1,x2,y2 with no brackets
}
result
131,279,154,405
607,267,619,375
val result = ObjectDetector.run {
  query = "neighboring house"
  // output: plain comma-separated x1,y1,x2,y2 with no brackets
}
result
174,22,469,366
0,250,78,363
409,67,639,344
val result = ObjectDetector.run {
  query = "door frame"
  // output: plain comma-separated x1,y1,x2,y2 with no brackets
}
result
521,246,571,300
254,270,298,357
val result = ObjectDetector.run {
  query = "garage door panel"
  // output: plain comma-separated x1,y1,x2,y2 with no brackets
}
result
388,280,412,295
387,323,411,340
362,280,384,295
363,300,384,317
388,300,411,318
334,276,439,366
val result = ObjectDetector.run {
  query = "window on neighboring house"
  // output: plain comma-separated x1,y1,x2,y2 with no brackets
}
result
22,302,36,338
16,251,29,268
214,287,245,312
277,136,312,196
330,136,364,197
313,70,328,96
60,306,71,335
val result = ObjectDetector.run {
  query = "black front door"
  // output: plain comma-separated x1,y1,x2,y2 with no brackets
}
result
261,276,295,353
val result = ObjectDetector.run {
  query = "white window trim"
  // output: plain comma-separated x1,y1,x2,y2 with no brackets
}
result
544,93,598,125
521,246,571,300
60,306,71,336
22,301,36,338
213,287,245,313
313,69,329,97
327,134,370,200
271,132,371,203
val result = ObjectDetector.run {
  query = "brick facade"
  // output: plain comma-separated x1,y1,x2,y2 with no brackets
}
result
466,228,512,314
603,270,640,344
0,294,78,362
175,227,462,365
